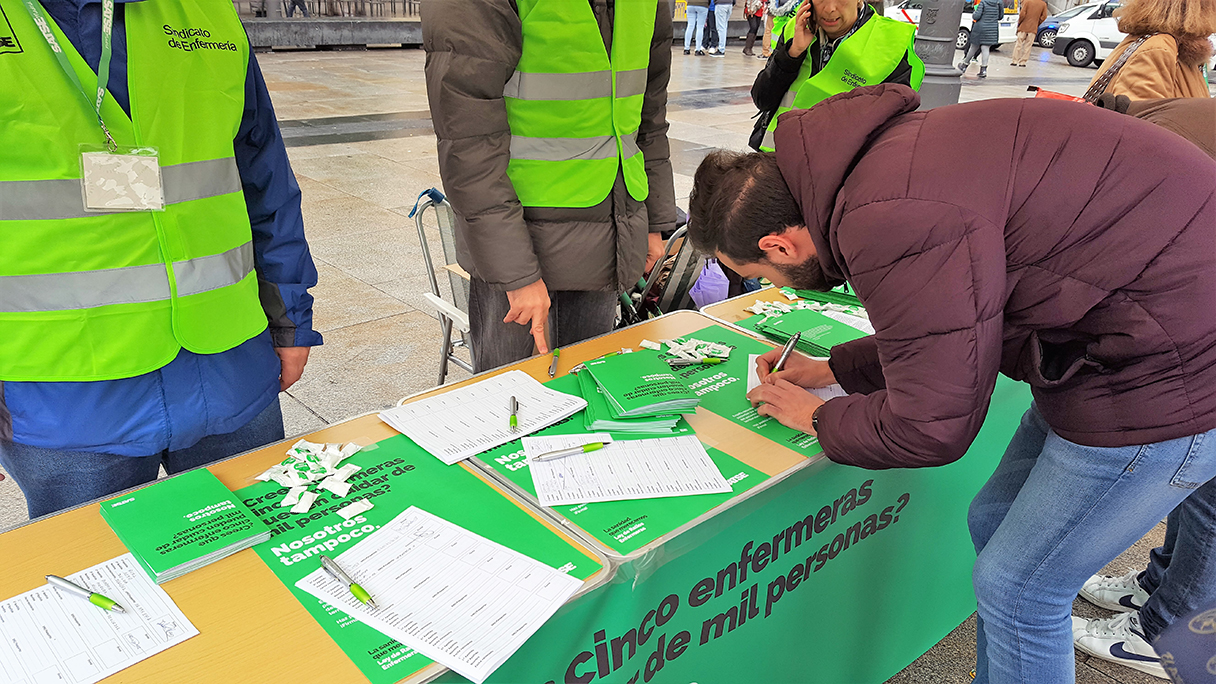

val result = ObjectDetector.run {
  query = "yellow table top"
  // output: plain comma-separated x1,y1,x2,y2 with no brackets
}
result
0,309,812,683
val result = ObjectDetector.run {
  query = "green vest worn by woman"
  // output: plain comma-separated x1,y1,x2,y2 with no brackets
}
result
0,0,266,381
760,14,924,151
504,0,656,207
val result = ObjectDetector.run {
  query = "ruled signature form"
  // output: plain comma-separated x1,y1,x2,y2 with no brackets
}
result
0,554,197,684
524,434,733,506
295,506,583,683
378,370,586,465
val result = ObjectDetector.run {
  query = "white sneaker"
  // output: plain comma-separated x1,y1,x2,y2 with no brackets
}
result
1072,612,1168,680
707,47,719,54
1080,570,1150,612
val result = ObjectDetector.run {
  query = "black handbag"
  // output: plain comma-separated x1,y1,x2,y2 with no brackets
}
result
749,107,776,151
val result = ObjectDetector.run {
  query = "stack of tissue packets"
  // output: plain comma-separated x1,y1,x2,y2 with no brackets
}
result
254,440,368,514
660,338,732,363
743,298,869,322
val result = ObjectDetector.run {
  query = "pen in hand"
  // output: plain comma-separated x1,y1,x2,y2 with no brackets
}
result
770,331,802,377
320,555,378,609
46,574,125,613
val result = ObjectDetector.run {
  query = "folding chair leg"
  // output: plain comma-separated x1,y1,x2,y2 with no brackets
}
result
437,316,454,386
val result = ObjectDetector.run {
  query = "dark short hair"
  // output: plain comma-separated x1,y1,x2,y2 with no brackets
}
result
687,150,805,264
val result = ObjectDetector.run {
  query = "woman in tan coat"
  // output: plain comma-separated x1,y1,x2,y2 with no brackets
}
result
1087,0,1215,99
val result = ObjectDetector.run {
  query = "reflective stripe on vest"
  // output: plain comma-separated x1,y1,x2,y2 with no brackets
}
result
0,0,267,381
0,158,240,221
510,130,640,162
503,67,648,101
504,0,656,208
0,242,253,312
760,15,923,152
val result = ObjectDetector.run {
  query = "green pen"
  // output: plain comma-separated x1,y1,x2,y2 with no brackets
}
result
532,441,607,462
668,357,725,367
548,348,560,377
509,395,519,432
320,555,378,609
46,574,125,613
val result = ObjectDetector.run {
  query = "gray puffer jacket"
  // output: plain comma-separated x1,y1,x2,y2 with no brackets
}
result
971,0,1003,46
422,0,678,293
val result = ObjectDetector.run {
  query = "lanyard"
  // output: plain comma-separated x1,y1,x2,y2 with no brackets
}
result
22,0,117,151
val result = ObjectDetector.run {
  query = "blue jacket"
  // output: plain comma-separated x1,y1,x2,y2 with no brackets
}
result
0,0,322,456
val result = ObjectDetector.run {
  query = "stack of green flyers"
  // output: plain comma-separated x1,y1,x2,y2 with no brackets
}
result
583,353,700,418
576,368,681,433
99,468,271,583
754,302,873,356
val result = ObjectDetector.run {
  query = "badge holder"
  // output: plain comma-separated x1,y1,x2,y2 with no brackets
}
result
79,142,165,213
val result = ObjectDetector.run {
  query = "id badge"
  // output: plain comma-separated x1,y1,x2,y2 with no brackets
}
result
80,146,165,212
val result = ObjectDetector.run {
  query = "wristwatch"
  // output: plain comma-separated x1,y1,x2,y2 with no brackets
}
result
811,405,822,433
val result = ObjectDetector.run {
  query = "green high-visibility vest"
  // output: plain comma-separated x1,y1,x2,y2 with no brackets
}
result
760,14,924,151
0,0,266,382
504,0,656,207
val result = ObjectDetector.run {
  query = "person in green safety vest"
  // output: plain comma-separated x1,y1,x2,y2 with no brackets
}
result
422,0,677,372
749,0,925,151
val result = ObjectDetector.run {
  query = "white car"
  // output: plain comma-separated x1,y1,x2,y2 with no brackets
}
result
885,0,1018,51
1051,1,1124,67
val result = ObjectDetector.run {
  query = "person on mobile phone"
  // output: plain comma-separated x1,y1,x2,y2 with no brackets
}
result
749,0,924,151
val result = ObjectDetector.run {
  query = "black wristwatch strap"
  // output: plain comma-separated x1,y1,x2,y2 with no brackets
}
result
811,405,822,433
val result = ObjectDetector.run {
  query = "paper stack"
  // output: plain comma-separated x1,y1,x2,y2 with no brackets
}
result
747,295,874,356
378,369,587,464
582,353,700,418
576,370,682,433
99,469,271,583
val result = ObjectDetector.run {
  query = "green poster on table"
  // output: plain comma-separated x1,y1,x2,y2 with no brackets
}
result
235,435,604,684
661,326,826,457
476,375,770,557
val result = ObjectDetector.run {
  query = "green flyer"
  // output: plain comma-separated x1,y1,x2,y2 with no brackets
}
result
666,326,827,458
235,435,604,684
476,375,770,557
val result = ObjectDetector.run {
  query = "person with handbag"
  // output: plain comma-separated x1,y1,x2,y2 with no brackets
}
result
749,0,923,151
1085,0,1215,100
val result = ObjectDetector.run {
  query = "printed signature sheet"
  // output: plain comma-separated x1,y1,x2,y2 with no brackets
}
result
378,369,586,465
295,506,582,684
0,554,197,684
524,434,733,506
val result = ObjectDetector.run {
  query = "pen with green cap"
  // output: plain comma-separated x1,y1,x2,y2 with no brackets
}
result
548,348,560,377
668,358,724,368
509,396,519,432
532,441,607,462
46,574,125,613
320,555,378,609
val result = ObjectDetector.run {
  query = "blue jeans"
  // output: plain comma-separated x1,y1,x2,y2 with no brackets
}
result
969,404,1216,684
1137,472,1216,640
714,2,733,51
685,5,708,50
0,398,284,520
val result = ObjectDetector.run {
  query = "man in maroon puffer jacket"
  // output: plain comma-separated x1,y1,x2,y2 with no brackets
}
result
688,83,1216,683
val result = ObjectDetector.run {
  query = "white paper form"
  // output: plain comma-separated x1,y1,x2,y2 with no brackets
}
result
746,354,849,401
0,554,198,684
378,369,587,465
820,310,875,335
295,506,582,684
524,434,732,506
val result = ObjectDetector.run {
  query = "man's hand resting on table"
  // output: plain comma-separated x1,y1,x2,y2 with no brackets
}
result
505,278,551,354
746,348,837,434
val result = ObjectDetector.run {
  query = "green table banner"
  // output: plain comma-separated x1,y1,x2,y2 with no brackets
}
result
235,435,604,684
476,374,771,557
438,377,1033,684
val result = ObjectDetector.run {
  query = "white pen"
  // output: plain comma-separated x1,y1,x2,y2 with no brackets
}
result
532,441,607,462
